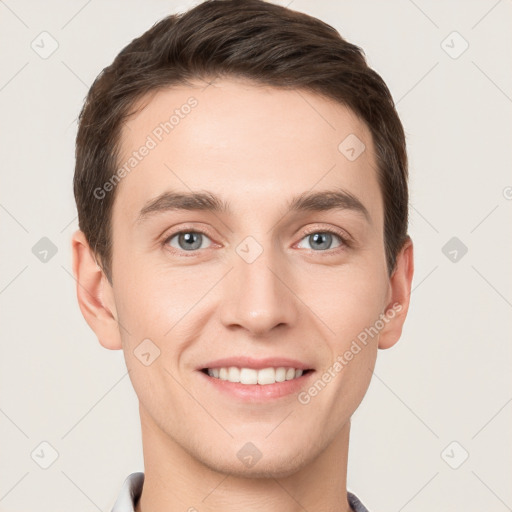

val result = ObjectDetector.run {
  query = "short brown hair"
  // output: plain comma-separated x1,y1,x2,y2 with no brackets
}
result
74,0,409,283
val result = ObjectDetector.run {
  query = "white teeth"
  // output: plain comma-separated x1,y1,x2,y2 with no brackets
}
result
205,366,307,385
257,367,275,385
240,368,258,384
275,367,286,382
285,368,296,380
228,366,240,382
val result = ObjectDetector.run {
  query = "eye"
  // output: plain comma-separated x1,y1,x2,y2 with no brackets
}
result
296,230,346,251
165,230,213,252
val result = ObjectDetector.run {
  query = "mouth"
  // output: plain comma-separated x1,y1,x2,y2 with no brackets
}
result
196,356,315,401
200,366,314,386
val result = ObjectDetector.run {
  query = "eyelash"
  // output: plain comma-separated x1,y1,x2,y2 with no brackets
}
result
162,226,351,257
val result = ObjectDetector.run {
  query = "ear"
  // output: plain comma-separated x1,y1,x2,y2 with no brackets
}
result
378,236,414,350
71,229,122,350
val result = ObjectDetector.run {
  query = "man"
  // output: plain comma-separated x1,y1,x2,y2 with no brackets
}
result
71,1,414,511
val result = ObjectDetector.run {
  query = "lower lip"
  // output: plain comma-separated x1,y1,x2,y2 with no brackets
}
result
197,370,315,402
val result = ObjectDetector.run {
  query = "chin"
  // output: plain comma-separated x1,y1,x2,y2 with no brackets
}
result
196,444,313,479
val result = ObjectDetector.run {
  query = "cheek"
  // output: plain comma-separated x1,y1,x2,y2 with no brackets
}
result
302,263,389,343
307,269,386,414
113,251,218,344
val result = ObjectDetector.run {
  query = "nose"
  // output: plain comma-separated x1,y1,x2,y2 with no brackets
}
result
218,245,299,337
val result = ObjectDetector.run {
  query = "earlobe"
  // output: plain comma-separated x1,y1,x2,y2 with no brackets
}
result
71,229,122,350
378,237,414,350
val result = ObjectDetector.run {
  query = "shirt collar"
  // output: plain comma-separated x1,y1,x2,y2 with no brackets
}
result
111,472,369,512
111,472,144,512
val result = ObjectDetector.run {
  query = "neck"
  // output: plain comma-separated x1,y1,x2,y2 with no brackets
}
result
135,407,353,512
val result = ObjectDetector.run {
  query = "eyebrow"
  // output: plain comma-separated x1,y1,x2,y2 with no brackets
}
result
136,188,370,223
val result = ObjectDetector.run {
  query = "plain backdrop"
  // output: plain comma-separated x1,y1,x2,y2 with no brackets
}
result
0,1,511,511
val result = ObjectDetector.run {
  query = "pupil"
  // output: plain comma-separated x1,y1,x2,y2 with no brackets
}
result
311,232,331,250
180,232,201,250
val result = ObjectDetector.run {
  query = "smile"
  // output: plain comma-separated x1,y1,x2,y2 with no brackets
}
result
202,366,311,385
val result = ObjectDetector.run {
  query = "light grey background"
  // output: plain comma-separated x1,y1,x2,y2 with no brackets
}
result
1,1,511,511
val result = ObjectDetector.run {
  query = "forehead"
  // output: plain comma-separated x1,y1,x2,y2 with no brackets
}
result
113,77,382,226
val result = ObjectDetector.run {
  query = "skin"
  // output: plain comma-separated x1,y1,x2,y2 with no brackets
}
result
72,77,413,512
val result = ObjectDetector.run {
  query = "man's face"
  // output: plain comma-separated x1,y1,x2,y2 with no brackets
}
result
109,78,392,476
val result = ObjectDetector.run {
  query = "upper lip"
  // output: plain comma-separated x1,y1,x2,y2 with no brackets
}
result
198,356,313,371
